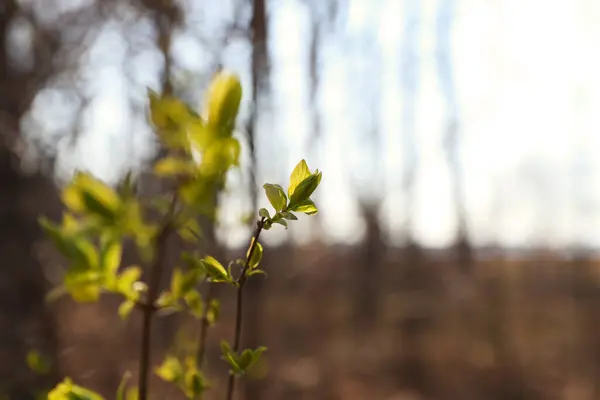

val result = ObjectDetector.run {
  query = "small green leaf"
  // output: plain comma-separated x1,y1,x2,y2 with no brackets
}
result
170,268,185,300
263,184,287,212
118,299,136,320
247,269,267,278
177,217,202,243
289,171,322,207
258,208,270,219
154,157,196,177
63,172,122,221
204,72,243,131
247,241,263,270
26,350,50,375
200,256,230,283
64,269,102,303
280,211,298,220
116,371,132,400
220,341,241,374
155,356,184,384
48,377,105,400
184,289,204,318
206,299,220,325
272,219,288,229
288,159,312,198
289,199,319,215
116,266,143,300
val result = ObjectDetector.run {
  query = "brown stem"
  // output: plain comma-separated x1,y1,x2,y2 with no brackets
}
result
138,195,177,400
196,283,215,367
225,217,265,400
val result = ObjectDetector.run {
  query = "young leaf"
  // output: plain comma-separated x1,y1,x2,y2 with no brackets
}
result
204,72,243,131
116,266,142,300
272,219,288,229
101,241,122,275
48,377,105,400
118,299,136,320
258,208,270,219
289,199,318,215
289,171,322,207
220,341,241,375
247,241,263,270
154,157,196,177
26,350,50,375
263,184,287,212
184,289,204,319
200,256,230,283
177,217,201,243
280,211,298,220
287,159,312,198
64,269,102,303
64,172,122,220
116,371,132,400
206,299,220,325
170,268,185,300
155,356,184,384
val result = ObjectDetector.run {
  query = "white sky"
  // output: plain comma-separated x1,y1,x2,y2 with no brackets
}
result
27,0,600,250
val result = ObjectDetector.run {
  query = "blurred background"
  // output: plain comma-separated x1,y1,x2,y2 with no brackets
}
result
3,0,600,399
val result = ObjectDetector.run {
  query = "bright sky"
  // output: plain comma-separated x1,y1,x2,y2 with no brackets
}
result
26,0,600,250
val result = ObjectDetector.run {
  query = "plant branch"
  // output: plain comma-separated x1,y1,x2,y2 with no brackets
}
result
225,217,265,400
196,282,215,367
138,194,178,400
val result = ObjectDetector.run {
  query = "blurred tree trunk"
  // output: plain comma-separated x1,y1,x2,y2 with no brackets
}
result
0,1,61,396
353,202,383,331
243,0,269,398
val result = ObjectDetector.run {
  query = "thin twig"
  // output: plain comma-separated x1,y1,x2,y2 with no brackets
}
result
138,194,178,400
225,217,265,400
196,283,215,367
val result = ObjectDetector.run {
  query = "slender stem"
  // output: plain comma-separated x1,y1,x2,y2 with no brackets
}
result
196,283,215,367
138,195,177,400
225,218,265,400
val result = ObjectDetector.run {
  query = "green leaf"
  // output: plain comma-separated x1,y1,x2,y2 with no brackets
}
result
206,299,220,325
258,208,270,219
263,184,287,212
287,159,312,198
247,241,263,270
247,269,267,278
204,72,243,131
289,171,322,207
48,377,105,400
238,347,267,372
155,356,184,384
272,219,288,229
289,199,319,215
101,241,122,274
177,217,201,243
147,89,196,150
39,218,99,269
116,266,143,300
280,211,298,220
170,268,185,300
200,137,242,176
118,299,136,320
154,157,196,177
64,269,102,303
220,341,241,374
183,365,209,399
63,172,122,221
184,289,204,318
101,240,122,289
116,371,132,400
26,350,50,375
200,256,230,283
